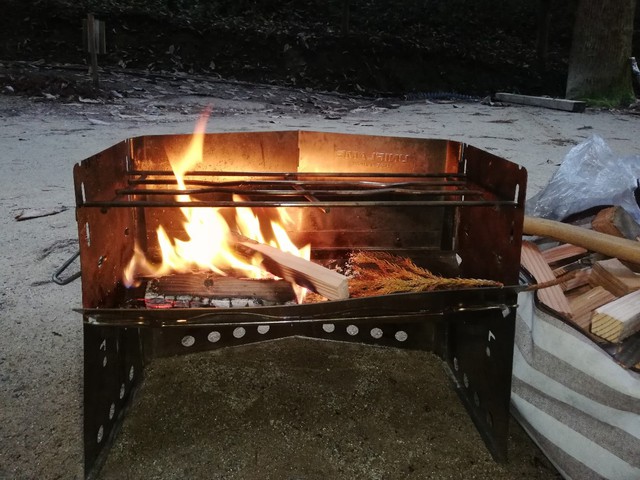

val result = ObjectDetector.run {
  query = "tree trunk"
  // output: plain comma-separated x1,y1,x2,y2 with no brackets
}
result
565,0,637,104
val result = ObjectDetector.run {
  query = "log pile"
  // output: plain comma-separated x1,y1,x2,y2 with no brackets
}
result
521,210,640,352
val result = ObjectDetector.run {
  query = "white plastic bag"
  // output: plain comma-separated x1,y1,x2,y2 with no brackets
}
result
527,135,640,223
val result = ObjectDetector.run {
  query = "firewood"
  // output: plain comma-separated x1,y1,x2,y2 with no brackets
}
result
568,286,617,330
589,258,640,297
541,243,588,265
591,206,640,240
591,290,640,342
145,273,296,308
591,207,640,272
235,239,349,300
521,241,573,318
553,267,591,292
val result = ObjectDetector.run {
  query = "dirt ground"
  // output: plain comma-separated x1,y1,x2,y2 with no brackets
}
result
1,70,640,480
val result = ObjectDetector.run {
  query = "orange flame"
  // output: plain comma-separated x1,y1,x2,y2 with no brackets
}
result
123,110,311,302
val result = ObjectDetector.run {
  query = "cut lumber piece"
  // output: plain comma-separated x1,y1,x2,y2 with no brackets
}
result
569,286,617,330
236,240,349,300
589,258,640,297
523,216,640,266
541,243,588,264
145,274,297,308
556,267,591,292
591,290,640,342
495,92,586,112
521,241,573,318
591,206,640,240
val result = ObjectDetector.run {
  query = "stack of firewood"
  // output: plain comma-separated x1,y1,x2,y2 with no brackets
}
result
521,207,640,349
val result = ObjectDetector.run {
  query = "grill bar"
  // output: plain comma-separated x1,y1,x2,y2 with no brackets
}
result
82,170,510,208
126,170,467,179
115,187,485,197
81,200,516,208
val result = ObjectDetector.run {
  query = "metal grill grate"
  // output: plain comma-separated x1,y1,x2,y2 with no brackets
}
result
79,170,514,209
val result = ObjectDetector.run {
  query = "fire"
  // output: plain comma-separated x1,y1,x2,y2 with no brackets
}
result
123,110,311,301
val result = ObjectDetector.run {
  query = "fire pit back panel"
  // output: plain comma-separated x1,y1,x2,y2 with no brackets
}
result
74,131,524,309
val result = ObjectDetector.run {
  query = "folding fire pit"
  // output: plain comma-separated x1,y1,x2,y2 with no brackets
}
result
71,130,526,478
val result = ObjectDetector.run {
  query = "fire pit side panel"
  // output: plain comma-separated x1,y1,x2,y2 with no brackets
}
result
74,140,137,309
446,145,526,461
456,145,527,285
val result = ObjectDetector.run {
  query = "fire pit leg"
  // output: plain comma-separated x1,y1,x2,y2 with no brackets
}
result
443,304,517,461
83,323,144,479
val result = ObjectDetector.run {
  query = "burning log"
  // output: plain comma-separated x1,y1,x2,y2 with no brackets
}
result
234,237,349,301
144,273,296,308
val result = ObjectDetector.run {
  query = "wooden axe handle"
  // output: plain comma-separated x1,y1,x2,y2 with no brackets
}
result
523,216,640,265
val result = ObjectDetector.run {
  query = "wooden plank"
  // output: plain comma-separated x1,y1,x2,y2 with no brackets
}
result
568,286,617,329
541,243,588,264
591,290,640,342
521,241,573,318
556,267,591,292
495,92,586,112
236,240,349,300
589,258,640,297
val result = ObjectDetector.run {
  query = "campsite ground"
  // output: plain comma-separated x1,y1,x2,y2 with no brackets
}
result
1,69,639,479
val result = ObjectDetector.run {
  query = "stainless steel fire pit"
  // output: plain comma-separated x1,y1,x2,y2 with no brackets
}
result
71,130,526,478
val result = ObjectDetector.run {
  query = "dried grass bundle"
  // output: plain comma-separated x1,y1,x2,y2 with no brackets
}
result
348,251,502,297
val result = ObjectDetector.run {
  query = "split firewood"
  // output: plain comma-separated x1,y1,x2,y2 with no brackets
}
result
568,286,617,330
591,206,640,241
589,258,640,297
521,241,573,318
591,290,640,342
553,266,591,292
234,237,349,301
347,251,502,297
541,243,588,265
145,273,297,308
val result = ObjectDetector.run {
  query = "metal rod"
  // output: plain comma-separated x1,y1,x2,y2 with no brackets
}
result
292,184,329,214
126,179,469,188
80,200,517,208
126,170,467,179
114,187,485,197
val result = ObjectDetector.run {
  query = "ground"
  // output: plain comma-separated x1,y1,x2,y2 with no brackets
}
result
1,72,640,479
2,3,640,479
